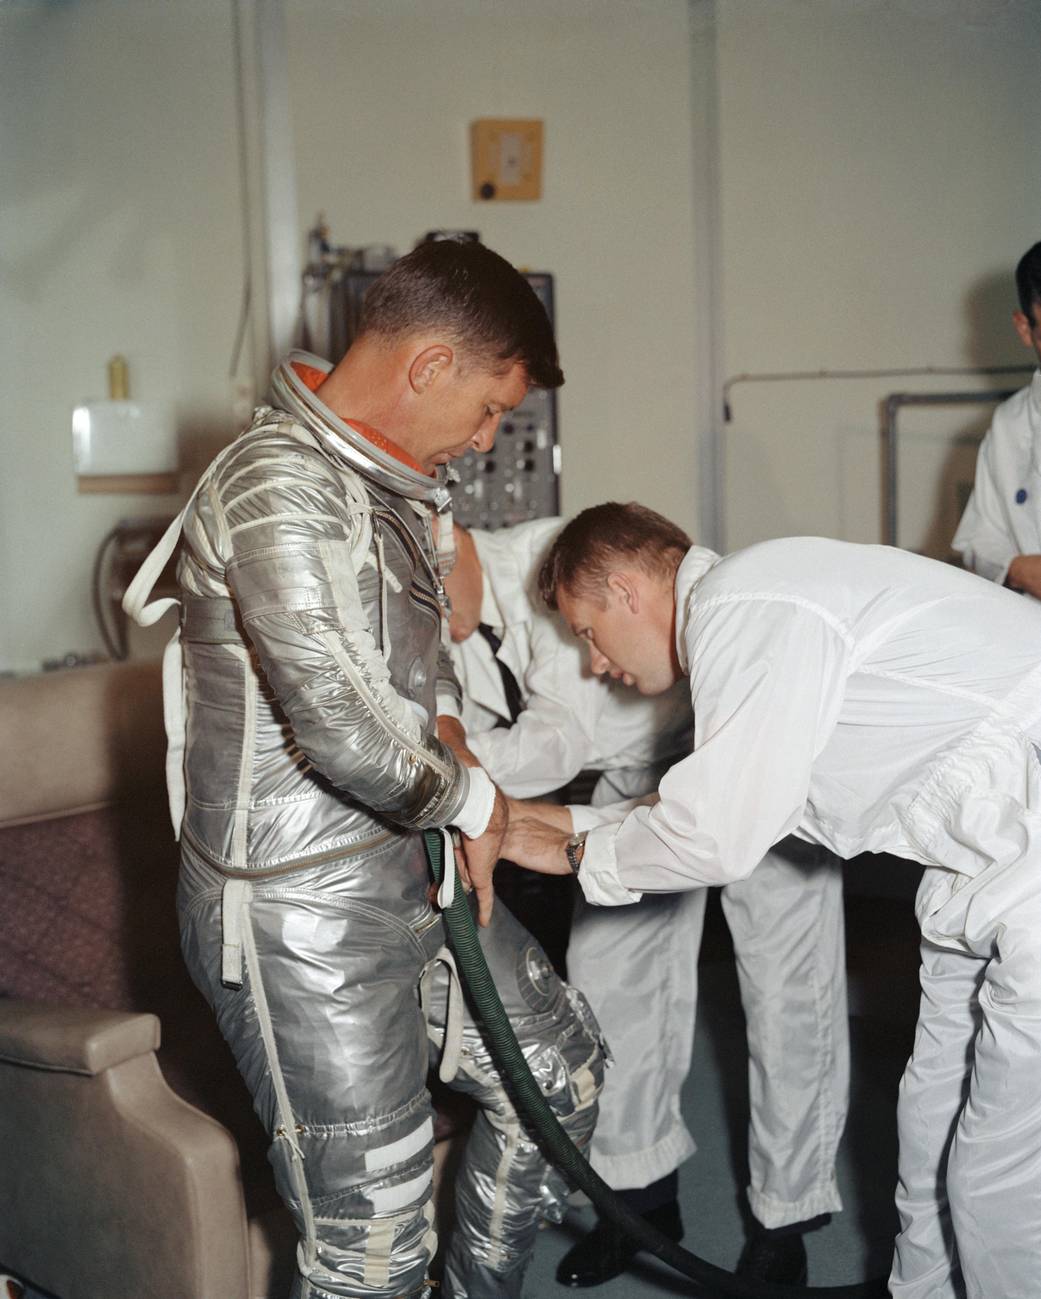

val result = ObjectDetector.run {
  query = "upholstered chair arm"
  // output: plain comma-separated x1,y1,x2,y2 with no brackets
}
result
0,1001,160,1073
0,998,254,1299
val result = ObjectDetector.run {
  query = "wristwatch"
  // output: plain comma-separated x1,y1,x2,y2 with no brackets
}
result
564,830,588,875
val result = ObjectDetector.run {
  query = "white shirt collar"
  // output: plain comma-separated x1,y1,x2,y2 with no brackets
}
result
1030,368,1041,414
1024,370,1041,478
674,545,722,673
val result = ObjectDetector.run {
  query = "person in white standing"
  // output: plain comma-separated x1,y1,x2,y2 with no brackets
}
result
953,240,1041,598
505,500,1041,1299
441,517,848,1287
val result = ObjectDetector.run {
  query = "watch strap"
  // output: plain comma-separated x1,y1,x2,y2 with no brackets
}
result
565,830,588,875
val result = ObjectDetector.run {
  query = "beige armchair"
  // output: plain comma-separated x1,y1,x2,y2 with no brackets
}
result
0,1002,296,1299
0,662,296,1299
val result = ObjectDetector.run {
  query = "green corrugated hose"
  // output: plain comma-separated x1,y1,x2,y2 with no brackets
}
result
424,829,887,1299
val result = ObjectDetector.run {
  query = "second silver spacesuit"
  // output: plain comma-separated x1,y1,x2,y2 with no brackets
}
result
125,353,604,1299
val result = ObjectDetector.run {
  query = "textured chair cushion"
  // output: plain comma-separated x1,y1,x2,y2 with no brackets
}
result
0,803,152,1008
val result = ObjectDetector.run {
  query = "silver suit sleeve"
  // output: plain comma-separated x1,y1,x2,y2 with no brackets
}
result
221,447,470,829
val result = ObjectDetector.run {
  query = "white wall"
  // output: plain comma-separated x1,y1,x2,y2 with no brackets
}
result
1,0,700,674
4,0,1040,673
0,0,246,673
285,0,701,530
714,0,1041,554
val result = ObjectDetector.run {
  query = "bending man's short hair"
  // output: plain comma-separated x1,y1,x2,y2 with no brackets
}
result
359,237,564,389
538,502,692,609
1015,240,1041,320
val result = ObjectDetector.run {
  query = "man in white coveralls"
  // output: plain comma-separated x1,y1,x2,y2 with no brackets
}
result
503,500,1041,1299
441,517,848,1287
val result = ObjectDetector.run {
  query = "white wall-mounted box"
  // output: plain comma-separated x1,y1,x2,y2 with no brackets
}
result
72,399,178,476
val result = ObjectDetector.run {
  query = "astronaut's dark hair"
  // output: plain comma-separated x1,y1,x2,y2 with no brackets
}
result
538,502,692,609
1015,241,1041,320
359,237,563,389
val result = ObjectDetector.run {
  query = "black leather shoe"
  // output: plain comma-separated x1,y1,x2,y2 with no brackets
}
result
736,1229,808,1285
555,1201,684,1288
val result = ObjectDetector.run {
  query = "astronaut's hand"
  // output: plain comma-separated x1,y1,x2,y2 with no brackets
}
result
1006,554,1041,599
503,817,573,876
460,786,508,927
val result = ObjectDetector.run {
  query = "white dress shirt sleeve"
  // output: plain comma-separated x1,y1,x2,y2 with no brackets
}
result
578,598,851,906
569,794,656,833
436,689,463,721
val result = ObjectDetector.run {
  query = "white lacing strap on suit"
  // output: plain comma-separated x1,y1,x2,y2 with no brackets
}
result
436,827,457,911
120,429,269,835
421,947,464,1084
221,877,253,987
121,504,194,836
121,421,374,836
418,830,464,1081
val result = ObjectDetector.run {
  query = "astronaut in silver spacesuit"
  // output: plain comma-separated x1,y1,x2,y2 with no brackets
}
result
123,239,604,1299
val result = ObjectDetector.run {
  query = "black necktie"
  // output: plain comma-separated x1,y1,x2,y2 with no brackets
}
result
477,623,524,725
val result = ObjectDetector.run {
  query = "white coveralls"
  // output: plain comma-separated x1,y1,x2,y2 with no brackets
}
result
578,536,1041,1299
952,369,1041,591
444,519,847,1227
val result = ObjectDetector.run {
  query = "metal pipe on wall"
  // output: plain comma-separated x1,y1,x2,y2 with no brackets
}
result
881,389,1016,549
232,0,302,401
722,365,1031,423
719,365,1034,551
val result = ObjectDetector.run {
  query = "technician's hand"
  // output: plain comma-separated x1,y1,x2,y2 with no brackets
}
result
460,786,508,927
504,796,574,834
503,816,573,876
1006,554,1041,600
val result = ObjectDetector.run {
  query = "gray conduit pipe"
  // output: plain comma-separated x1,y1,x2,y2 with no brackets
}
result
722,365,1031,422
881,388,1015,548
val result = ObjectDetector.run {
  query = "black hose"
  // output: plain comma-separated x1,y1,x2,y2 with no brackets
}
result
92,525,129,661
424,830,888,1299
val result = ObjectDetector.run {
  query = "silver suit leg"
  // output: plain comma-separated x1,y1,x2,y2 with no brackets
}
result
179,836,447,1299
425,900,605,1299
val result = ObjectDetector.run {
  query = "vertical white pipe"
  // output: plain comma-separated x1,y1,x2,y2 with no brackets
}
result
233,0,301,399
688,0,725,552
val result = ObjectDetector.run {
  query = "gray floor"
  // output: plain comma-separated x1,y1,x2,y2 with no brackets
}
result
522,889,919,1298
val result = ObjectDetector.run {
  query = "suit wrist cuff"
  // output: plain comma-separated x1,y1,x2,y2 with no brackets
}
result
453,765,496,838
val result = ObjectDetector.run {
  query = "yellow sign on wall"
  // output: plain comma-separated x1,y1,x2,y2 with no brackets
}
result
471,119,543,201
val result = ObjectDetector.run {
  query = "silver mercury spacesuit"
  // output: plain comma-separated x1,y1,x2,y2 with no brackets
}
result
124,352,605,1299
